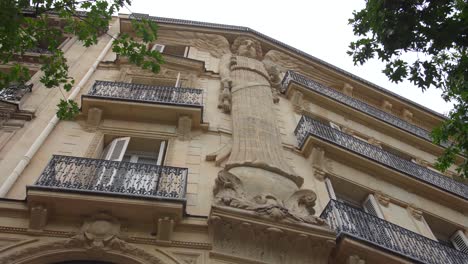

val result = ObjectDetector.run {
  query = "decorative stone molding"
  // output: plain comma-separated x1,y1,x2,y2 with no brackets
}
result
177,115,192,141
373,191,390,207
342,83,354,96
29,204,48,230
367,137,382,147
2,237,166,264
209,206,335,264
290,90,304,113
347,255,366,264
407,205,423,220
156,217,174,242
84,131,103,158
213,170,325,226
3,213,169,263
402,109,413,122
341,127,355,135
310,147,325,170
381,100,392,112
313,169,327,181
86,107,103,129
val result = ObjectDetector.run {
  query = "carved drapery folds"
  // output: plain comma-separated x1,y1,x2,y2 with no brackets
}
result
216,36,301,184
213,170,325,226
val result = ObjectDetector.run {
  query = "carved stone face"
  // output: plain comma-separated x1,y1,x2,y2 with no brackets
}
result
237,39,258,58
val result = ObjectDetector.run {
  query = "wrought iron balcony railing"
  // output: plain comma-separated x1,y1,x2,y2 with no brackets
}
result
0,83,33,103
321,199,468,264
295,116,468,200
33,155,187,201
282,71,448,147
86,81,203,107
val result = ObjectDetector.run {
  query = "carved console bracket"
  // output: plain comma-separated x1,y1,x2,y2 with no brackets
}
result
342,83,354,97
314,169,327,181
373,191,390,207
407,205,423,220
347,254,366,264
156,216,174,244
209,206,336,264
29,204,48,230
309,146,325,171
86,107,103,130
291,90,304,113
177,115,192,141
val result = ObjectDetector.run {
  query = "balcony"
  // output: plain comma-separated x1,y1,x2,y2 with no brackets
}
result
295,116,468,200
321,199,468,264
0,83,33,103
81,81,204,126
282,71,448,147
27,155,188,221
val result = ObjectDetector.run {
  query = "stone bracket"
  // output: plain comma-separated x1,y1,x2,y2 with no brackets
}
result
29,204,48,230
156,216,175,243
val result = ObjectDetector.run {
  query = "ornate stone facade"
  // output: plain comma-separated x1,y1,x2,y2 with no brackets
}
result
0,12,465,264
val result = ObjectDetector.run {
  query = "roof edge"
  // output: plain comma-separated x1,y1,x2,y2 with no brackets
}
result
128,13,448,121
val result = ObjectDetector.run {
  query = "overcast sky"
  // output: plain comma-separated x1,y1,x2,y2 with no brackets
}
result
128,0,452,115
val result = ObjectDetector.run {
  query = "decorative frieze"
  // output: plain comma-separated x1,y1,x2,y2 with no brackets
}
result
402,109,414,122
209,206,335,264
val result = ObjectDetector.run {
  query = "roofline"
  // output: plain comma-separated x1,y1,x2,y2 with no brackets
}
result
127,13,448,121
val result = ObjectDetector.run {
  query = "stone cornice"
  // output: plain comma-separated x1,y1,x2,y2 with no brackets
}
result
125,14,447,122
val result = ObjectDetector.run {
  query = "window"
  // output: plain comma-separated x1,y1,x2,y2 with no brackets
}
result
101,136,167,165
131,72,185,88
149,44,189,57
150,43,165,53
362,194,384,218
96,136,168,189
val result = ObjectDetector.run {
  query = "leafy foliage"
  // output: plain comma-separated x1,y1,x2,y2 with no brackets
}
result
349,0,468,178
0,0,162,119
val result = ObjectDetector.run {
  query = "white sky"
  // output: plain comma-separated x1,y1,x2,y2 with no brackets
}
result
128,0,452,115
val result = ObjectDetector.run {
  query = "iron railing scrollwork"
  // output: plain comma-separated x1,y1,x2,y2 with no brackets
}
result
282,71,448,147
34,155,187,200
0,83,33,103
295,116,468,200
321,200,468,264
87,81,203,107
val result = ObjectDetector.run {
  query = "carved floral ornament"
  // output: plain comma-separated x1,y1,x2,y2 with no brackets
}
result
3,213,181,264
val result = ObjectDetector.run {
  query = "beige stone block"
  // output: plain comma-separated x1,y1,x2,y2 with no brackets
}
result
187,183,198,194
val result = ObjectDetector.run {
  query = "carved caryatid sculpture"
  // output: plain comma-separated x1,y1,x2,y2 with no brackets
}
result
210,37,324,225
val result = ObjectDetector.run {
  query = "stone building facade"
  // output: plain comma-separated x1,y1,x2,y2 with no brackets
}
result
0,13,466,264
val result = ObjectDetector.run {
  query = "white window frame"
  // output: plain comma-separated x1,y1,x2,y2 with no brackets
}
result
362,194,384,219
97,137,130,186
151,43,165,52
329,121,341,131
451,230,468,253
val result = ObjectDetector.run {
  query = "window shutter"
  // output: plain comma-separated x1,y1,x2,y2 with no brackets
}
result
156,141,167,166
151,44,165,52
104,137,130,161
451,230,468,253
175,72,182,87
362,194,384,219
324,178,336,199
